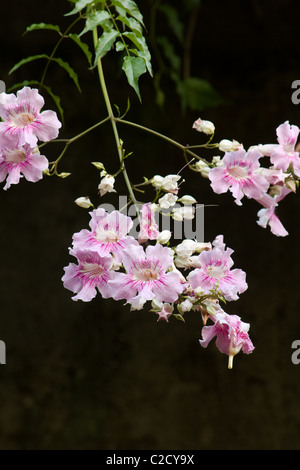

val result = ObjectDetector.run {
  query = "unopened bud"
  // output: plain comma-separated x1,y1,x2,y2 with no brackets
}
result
193,118,215,135
157,230,172,244
75,196,94,209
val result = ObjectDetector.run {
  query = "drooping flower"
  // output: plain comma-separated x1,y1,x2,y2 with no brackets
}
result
199,311,254,369
0,144,48,190
98,174,116,196
270,121,300,176
0,86,61,148
72,208,138,264
62,249,116,302
188,235,247,301
209,148,269,206
256,188,291,237
138,202,159,244
108,243,184,310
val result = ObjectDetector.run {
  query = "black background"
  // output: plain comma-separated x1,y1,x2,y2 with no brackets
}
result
1,0,300,450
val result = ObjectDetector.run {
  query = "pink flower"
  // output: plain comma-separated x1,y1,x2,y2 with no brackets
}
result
0,86,61,148
199,311,254,369
0,144,48,190
108,243,184,310
209,148,269,205
270,121,300,176
138,203,159,244
256,188,291,237
72,208,138,264
62,249,116,302
156,303,174,322
188,235,247,301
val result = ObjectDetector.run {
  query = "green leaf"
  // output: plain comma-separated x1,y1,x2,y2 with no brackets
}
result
158,4,184,44
24,23,61,35
9,54,49,75
68,33,92,66
79,10,111,37
122,32,152,75
112,0,144,26
116,15,143,37
176,77,224,112
9,54,81,93
51,57,81,92
115,41,126,52
65,0,95,16
7,80,64,123
122,55,146,102
94,29,119,63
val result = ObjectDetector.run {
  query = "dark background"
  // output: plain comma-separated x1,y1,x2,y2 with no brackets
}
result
0,0,300,450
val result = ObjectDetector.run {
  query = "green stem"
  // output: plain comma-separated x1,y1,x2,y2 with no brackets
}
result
39,16,81,88
46,116,110,174
92,28,139,213
115,118,210,165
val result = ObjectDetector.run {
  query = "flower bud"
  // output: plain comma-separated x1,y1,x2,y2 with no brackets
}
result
74,196,93,209
91,161,105,170
157,230,172,244
194,160,210,178
193,118,215,135
177,195,197,205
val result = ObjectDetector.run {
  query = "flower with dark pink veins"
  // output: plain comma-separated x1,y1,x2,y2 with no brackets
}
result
0,86,61,148
0,143,48,190
188,235,247,301
209,148,269,206
199,311,254,369
256,188,291,237
62,249,116,302
72,208,138,264
270,121,300,176
108,243,184,310
138,202,159,244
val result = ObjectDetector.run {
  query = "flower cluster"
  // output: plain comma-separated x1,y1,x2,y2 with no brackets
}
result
193,118,300,236
0,86,61,190
62,203,254,368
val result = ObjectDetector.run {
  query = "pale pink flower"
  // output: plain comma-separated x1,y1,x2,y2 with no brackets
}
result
188,236,247,301
0,86,61,148
0,144,48,190
156,303,174,322
138,202,159,244
199,311,254,369
62,249,116,302
72,208,138,264
256,188,291,237
108,243,184,310
270,121,300,176
209,148,269,205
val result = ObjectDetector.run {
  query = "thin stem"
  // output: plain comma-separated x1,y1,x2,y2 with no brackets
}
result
115,118,210,165
45,116,110,174
39,16,82,89
92,28,139,213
